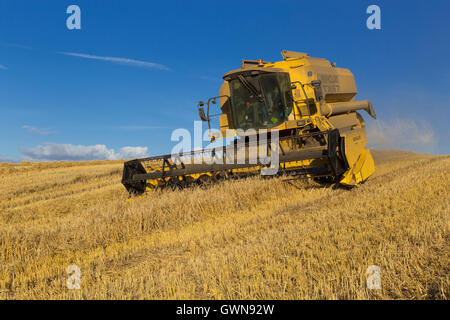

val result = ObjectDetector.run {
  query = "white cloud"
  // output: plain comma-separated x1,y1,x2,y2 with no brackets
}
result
114,146,149,159
22,125,53,135
367,118,437,154
1,42,32,50
20,143,149,161
0,154,19,163
0,64,7,70
58,52,171,71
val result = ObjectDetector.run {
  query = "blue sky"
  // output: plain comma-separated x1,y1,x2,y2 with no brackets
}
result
0,0,449,161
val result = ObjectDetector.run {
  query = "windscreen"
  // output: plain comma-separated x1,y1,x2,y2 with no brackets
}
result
229,72,292,130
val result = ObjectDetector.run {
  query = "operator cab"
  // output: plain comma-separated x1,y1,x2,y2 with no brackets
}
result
223,68,293,130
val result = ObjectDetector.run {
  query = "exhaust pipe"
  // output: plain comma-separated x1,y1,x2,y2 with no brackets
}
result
321,100,376,119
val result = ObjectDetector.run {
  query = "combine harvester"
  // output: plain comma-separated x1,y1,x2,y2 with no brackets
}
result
122,50,376,195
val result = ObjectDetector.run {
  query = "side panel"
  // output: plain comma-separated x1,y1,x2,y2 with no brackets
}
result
329,112,375,185
219,81,233,135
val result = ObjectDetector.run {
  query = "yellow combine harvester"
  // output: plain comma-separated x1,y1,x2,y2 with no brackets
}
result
122,50,376,195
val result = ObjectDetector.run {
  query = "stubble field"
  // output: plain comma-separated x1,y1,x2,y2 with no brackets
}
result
0,150,448,299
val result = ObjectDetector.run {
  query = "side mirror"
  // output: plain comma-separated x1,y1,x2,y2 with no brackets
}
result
311,80,323,102
310,80,322,87
198,107,208,121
